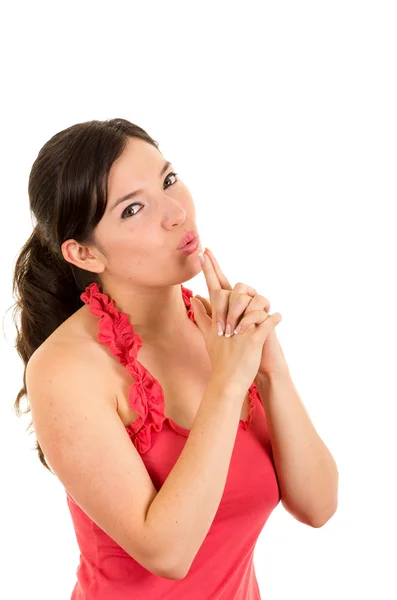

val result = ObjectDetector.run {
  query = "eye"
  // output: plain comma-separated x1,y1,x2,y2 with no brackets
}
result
121,202,143,219
121,172,179,219
164,171,178,188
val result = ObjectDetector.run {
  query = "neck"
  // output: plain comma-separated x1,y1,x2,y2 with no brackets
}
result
100,280,191,341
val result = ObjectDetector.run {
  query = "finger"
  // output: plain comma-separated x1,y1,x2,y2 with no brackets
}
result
195,295,212,318
190,297,212,331
224,284,258,337
227,292,269,337
199,251,222,298
240,292,270,314
204,248,233,291
223,294,252,337
233,282,258,299
234,309,276,335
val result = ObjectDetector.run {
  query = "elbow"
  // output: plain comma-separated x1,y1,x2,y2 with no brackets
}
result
308,473,340,528
153,553,189,581
165,558,191,580
155,567,184,581
309,503,338,528
155,564,188,581
142,529,190,580
161,558,192,580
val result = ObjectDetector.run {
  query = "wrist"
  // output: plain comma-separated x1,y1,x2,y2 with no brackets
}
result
209,373,250,397
254,370,291,387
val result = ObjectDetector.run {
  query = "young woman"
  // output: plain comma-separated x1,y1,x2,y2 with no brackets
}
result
12,118,337,599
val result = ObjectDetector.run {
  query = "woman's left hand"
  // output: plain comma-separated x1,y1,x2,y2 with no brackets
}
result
195,247,290,381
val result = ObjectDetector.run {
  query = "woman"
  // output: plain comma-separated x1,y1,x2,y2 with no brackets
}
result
12,118,337,599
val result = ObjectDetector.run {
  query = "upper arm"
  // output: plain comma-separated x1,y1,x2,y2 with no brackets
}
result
25,344,179,579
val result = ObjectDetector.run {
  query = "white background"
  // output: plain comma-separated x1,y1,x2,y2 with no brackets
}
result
1,1,396,598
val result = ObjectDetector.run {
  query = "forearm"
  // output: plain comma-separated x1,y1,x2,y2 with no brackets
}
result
254,372,339,526
145,376,246,577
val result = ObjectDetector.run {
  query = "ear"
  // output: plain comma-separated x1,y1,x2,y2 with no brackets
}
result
194,295,212,318
61,239,106,274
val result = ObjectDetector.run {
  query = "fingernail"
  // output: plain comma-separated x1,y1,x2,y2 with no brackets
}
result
217,322,224,336
225,323,232,338
234,325,241,335
198,252,205,266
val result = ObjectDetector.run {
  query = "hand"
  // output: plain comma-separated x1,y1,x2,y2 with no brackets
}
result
191,248,282,391
194,247,290,381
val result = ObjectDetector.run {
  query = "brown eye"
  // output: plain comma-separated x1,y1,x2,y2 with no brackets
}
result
165,172,178,187
121,203,143,219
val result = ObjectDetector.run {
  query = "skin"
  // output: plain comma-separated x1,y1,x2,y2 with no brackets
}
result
61,137,205,343
58,140,338,530
60,137,259,348
59,143,338,528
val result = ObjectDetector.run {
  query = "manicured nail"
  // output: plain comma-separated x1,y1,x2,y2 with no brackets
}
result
234,325,241,335
198,252,205,266
225,323,232,338
217,322,224,336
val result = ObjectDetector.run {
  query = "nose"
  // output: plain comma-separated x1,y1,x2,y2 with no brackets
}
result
161,194,186,226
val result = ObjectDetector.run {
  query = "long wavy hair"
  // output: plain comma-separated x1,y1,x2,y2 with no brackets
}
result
11,118,160,473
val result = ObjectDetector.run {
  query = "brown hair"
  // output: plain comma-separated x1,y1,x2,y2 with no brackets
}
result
11,118,160,473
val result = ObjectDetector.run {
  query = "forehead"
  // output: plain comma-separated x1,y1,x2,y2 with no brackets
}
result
108,137,164,192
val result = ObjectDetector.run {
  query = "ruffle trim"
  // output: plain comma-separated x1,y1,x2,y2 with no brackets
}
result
80,282,258,453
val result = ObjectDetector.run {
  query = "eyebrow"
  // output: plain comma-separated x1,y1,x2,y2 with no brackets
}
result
110,160,172,212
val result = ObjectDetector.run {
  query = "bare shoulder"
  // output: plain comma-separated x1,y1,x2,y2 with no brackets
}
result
28,304,118,409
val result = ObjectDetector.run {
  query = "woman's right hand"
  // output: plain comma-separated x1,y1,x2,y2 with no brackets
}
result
190,251,282,392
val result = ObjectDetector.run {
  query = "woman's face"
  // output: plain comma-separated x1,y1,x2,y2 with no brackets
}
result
92,137,203,288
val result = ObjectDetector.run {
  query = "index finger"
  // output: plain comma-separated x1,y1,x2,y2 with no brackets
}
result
204,248,233,291
199,251,222,297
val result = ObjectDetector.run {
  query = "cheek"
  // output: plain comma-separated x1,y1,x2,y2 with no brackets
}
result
103,234,138,266
111,232,167,267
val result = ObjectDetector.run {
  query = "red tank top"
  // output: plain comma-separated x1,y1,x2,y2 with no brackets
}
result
67,282,280,599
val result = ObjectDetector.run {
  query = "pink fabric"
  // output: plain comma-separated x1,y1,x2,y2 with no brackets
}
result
67,282,280,599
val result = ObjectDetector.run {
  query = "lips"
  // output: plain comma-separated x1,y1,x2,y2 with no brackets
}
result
177,230,198,250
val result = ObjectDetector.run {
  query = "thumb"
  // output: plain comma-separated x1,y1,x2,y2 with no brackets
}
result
190,297,212,335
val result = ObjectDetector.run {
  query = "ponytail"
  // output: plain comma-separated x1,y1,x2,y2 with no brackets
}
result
11,226,100,473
